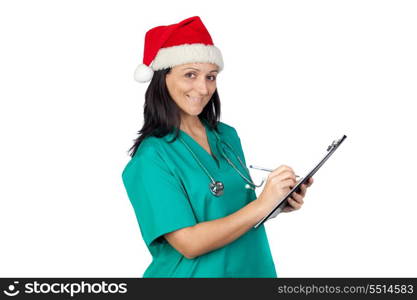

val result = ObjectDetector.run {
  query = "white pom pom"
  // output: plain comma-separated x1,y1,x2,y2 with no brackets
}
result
134,64,154,83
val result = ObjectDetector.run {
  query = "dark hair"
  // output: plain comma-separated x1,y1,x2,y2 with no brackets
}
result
127,68,222,158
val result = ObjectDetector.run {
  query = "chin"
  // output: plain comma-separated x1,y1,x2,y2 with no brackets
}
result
188,111,203,117
182,108,204,117
182,106,203,116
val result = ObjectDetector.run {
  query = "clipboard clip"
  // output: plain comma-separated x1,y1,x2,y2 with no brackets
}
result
327,135,347,152
253,134,347,229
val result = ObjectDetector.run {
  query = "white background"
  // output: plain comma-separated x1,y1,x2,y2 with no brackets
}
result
1,0,416,277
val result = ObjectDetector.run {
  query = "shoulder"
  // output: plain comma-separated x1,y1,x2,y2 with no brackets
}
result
216,121,239,138
128,136,165,165
122,136,168,181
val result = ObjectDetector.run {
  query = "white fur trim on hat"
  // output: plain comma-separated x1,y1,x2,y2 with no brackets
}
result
151,43,224,71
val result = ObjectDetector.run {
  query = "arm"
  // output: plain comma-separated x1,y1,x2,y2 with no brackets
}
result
165,168,314,259
164,198,269,259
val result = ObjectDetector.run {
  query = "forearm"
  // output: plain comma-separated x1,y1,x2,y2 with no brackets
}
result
186,198,269,258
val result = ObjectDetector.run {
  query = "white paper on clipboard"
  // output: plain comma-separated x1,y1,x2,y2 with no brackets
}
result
254,135,347,229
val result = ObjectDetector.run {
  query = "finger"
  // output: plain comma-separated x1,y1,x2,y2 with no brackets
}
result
277,172,297,185
291,192,304,204
273,170,295,180
274,165,295,177
298,184,307,197
279,178,297,190
287,197,302,210
282,205,295,213
282,201,296,212
307,177,314,187
271,165,290,175
288,197,302,210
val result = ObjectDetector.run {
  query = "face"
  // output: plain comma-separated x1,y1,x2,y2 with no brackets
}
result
165,62,219,119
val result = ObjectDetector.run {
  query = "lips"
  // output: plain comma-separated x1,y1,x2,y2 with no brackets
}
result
186,95,203,102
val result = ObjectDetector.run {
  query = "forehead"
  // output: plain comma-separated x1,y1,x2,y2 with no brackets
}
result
175,62,219,72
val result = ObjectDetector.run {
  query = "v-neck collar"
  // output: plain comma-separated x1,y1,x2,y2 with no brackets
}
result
177,118,220,167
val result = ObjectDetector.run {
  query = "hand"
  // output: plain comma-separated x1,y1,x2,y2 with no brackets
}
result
282,177,314,213
257,165,298,212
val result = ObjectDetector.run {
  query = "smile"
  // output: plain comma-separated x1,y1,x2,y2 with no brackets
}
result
186,95,203,102
187,95,203,104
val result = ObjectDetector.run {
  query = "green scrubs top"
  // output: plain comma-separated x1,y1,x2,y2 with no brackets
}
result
121,119,277,278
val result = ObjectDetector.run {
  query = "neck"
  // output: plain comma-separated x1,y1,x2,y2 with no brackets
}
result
180,115,205,136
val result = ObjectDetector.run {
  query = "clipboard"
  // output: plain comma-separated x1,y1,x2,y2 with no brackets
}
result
254,135,347,229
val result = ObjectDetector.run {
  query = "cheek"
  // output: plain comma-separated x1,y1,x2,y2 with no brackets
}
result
209,87,217,99
173,81,192,96
208,81,217,91
167,78,189,97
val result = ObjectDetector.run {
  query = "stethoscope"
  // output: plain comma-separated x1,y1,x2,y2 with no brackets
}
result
178,130,265,197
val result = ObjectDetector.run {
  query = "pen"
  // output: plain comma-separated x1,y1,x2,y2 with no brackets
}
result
249,165,300,178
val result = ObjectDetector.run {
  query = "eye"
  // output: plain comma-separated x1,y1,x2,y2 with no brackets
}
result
184,72,216,81
185,72,196,78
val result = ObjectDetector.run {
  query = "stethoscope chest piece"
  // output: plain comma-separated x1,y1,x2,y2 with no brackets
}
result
179,127,263,198
209,181,224,197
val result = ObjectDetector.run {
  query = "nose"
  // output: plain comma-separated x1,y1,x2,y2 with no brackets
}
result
194,76,209,96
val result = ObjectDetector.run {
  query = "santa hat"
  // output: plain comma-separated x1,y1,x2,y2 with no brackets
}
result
134,16,224,83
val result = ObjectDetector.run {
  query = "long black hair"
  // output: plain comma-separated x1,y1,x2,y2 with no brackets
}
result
127,68,222,158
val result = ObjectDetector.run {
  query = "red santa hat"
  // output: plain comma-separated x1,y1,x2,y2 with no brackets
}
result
134,16,224,83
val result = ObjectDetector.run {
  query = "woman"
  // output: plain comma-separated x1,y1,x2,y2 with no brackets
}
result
122,16,313,278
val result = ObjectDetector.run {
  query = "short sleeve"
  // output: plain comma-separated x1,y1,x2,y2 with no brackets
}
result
121,140,197,248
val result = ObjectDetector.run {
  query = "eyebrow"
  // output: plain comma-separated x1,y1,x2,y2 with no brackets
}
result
182,67,219,73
